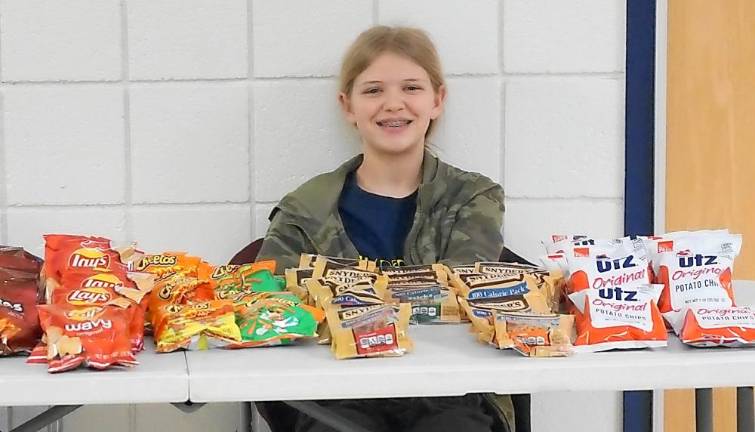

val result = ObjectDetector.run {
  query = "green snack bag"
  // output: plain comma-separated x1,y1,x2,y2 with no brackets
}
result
228,292,323,348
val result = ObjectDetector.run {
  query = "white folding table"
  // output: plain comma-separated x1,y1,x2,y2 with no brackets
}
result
1,282,753,432
0,340,188,432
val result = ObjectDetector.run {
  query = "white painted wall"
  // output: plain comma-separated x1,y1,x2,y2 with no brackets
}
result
0,1,626,431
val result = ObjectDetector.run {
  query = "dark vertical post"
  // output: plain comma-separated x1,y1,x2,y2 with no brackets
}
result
624,1,657,431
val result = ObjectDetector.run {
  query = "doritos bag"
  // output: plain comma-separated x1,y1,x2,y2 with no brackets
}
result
1,246,44,355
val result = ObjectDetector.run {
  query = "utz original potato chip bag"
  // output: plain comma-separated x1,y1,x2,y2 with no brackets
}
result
568,284,667,352
326,303,412,360
37,304,136,373
679,306,755,347
153,300,241,352
655,236,741,332
494,312,574,357
1,247,44,355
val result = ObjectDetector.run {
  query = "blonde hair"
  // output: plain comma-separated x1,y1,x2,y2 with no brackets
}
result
339,26,445,137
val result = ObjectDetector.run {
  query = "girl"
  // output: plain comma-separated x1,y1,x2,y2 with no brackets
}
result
258,26,511,432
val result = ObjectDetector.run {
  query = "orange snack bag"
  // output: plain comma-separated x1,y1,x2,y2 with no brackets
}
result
680,307,755,347
149,271,214,319
37,304,136,373
132,252,203,280
201,260,276,290
568,284,667,352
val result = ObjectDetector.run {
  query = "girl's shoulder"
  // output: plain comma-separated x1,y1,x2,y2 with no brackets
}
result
431,156,503,200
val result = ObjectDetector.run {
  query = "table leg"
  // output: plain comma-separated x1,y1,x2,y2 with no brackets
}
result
283,401,377,432
9,406,81,432
170,402,207,414
695,388,712,432
240,402,251,432
737,387,753,432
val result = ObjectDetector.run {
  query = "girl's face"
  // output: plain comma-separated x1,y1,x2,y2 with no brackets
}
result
340,52,445,156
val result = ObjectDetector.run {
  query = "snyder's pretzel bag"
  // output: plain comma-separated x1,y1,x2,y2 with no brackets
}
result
679,307,755,347
37,304,136,373
568,284,667,352
494,312,574,357
326,303,412,360
1,247,44,355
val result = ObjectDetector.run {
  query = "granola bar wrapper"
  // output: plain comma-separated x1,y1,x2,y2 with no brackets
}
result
153,300,241,352
1,246,44,355
494,312,574,357
37,304,137,373
326,303,412,360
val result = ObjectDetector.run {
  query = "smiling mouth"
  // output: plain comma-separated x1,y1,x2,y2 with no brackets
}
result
376,119,412,128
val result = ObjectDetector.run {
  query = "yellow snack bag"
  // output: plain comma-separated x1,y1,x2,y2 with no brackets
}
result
285,267,314,304
153,300,241,352
326,303,412,360
494,312,574,357
312,256,380,282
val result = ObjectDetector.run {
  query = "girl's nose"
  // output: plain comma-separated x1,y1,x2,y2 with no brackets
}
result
383,88,405,112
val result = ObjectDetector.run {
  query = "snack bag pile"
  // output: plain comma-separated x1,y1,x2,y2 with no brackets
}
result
33,234,154,372
1,246,44,356
302,255,413,359
450,262,573,357
542,235,667,352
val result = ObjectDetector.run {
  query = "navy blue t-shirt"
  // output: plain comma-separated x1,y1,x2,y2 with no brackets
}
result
338,172,417,262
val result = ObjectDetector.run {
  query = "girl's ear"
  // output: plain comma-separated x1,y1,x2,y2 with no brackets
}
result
430,85,447,120
338,92,356,124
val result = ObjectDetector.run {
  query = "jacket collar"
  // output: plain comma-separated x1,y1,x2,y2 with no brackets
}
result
276,149,442,256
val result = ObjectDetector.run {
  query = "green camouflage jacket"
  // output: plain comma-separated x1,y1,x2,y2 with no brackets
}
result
257,151,514,430
257,150,505,270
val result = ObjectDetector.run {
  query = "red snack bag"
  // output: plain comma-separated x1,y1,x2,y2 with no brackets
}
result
1,247,44,355
52,271,153,352
680,307,755,347
568,284,667,352
43,234,125,286
37,304,136,373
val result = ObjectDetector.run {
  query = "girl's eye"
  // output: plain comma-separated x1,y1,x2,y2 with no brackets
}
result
363,88,381,94
405,86,422,92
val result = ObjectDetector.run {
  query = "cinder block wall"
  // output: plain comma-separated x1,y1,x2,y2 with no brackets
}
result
0,1,626,431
